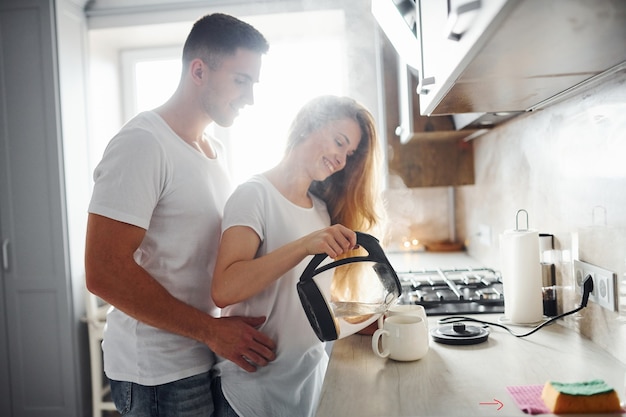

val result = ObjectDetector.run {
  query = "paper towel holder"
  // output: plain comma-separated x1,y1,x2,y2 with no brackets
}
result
515,209,530,231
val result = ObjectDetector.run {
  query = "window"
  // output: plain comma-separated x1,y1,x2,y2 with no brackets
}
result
120,47,181,122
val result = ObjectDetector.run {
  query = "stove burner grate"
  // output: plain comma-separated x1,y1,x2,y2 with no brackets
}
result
397,267,504,316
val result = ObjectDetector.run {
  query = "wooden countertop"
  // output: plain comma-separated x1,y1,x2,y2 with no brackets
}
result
316,315,626,417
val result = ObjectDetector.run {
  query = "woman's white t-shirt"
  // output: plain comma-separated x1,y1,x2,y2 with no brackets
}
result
88,111,232,385
214,174,330,417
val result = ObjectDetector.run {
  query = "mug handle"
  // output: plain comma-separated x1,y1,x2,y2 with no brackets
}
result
372,328,390,358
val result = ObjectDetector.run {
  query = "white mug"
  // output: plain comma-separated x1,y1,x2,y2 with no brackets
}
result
372,315,429,361
378,304,428,331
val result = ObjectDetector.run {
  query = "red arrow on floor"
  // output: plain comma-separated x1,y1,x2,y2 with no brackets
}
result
479,399,504,410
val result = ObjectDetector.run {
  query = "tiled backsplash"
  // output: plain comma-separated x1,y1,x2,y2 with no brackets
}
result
383,69,626,364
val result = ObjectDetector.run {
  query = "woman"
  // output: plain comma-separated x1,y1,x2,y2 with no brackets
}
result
211,95,382,417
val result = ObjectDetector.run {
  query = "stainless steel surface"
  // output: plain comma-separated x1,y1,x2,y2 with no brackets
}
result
397,267,504,315
420,0,626,115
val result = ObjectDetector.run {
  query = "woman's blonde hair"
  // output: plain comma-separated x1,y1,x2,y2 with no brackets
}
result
285,95,381,234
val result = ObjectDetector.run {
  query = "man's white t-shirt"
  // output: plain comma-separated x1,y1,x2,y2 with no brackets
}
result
88,111,232,386
214,174,330,417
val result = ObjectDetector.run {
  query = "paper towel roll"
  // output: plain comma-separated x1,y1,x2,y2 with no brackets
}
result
500,229,543,324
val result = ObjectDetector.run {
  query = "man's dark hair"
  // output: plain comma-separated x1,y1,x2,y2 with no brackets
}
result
182,13,269,69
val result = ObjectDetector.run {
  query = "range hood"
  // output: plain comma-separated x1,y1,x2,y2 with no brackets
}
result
374,0,626,126
372,0,517,131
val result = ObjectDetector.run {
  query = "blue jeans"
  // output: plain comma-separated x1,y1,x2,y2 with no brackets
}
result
110,371,214,417
211,377,240,417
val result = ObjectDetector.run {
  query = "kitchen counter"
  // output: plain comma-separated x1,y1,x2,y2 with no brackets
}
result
316,315,626,417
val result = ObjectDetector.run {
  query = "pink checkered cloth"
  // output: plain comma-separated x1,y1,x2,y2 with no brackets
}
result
506,385,550,415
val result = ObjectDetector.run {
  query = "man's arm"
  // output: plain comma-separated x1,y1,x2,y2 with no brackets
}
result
84,213,275,372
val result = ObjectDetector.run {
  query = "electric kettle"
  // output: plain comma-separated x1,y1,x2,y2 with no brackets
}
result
297,232,402,341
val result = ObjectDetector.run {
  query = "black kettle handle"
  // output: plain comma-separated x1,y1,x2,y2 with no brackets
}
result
299,231,389,282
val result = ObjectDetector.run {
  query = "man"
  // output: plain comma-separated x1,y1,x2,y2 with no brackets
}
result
85,13,275,416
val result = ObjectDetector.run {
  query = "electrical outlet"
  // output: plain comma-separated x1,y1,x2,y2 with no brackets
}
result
573,259,617,311
478,224,491,246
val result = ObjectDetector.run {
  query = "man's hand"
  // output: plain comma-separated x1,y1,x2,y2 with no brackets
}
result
208,316,276,372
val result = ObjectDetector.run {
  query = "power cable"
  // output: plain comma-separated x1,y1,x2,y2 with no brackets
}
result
437,275,594,338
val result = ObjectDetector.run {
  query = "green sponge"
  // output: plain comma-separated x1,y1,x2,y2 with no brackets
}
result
549,379,614,396
542,379,622,413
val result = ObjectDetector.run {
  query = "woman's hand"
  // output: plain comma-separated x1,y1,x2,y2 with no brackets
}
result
302,224,357,258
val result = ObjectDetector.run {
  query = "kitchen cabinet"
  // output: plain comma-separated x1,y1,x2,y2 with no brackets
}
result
380,32,475,187
388,136,475,187
0,236,10,417
417,0,626,116
395,60,472,144
0,0,88,416
377,3,481,144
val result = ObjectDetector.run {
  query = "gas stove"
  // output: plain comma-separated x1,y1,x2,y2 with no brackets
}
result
396,267,504,316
